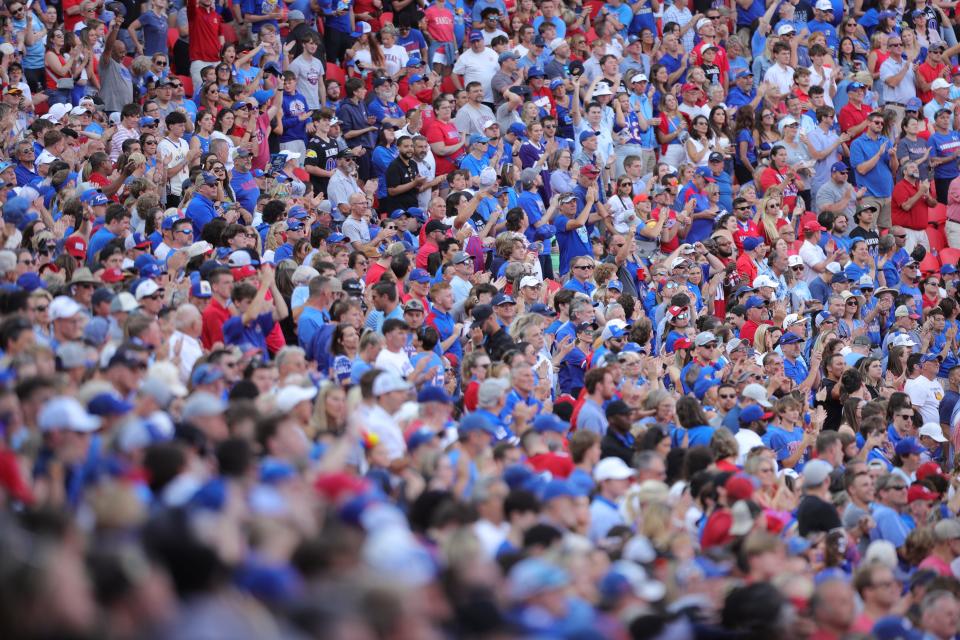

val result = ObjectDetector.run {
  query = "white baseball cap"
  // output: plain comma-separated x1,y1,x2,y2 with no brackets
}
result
787,254,804,267
49,295,83,320
134,279,162,300
519,275,541,289
275,385,318,413
594,457,636,482
38,397,100,433
373,372,413,396
919,423,948,443
932,78,951,91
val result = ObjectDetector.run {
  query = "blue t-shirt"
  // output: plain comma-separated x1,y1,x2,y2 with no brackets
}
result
223,311,274,354
850,134,894,197
928,130,960,180
762,425,807,470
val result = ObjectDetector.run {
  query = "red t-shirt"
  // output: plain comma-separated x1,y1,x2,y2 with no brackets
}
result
838,101,873,141
365,261,387,284
425,119,463,174
891,178,928,230
424,4,455,43
917,61,947,104
63,0,85,31
732,220,761,253
187,0,224,62
651,207,679,252
201,298,231,349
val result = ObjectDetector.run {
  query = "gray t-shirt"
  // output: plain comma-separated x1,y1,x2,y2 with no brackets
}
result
490,70,516,106
342,216,371,246
100,56,134,113
289,54,325,110
453,102,496,136
576,398,609,435
814,179,855,222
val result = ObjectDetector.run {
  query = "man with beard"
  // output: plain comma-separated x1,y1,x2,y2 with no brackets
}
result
368,77,406,129
381,136,425,213
304,109,341,196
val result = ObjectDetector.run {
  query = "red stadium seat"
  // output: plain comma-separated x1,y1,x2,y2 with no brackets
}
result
928,227,947,252
325,62,346,92
920,251,941,277
178,75,193,97
930,203,947,225
939,247,960,269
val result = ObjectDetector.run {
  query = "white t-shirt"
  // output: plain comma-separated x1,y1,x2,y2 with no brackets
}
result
452,48,500,103
736,429,764,466
904,375,945,426
799,240,827,281
375,348,414,378
764,63,796,96
158,136,189,196
289,54,325,110
381,44,410,78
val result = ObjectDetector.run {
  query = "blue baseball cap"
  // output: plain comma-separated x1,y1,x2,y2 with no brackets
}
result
549,78,564,90
190,363,224,387
739,404,767,424
508,122,527,136
906,96,923,111
406,427,437,451
693,376,722,400
735,69,753,79
694,166,716,182
532,413,568,434
389,208,406,220
252,89,275,106
895,436,925,457
139,116,158,128
744,295,767,310
87,392,134,417
541,479,586,503
527,66,545,78
492,292,516,306
417,385,452,404
920,353,943,364
407,207,426,221
161,214,183,230
459,413,497,435
742,236,764,251
288,206,309,219
409,268,431,283
872,616,923,640
198,171,218,186
942,264,958,275
327,232,346,243
846,82,866,92
529,303,556,317
469,133,490,145
16,272,45,292
779,333,804,345
831,161,848,173
406,57,424,68
286,219,305,231
191,280,212,299
408,73,425,84
140,263,164,279
469,30,484,42
579,130,597,143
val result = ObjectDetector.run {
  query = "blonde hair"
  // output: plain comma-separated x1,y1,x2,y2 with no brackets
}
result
757,190,783,242
266,221,288,251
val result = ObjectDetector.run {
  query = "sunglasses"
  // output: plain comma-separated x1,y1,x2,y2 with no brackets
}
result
719,393,736,399
33,304,48,312
154,60,168,66
574,265,595,270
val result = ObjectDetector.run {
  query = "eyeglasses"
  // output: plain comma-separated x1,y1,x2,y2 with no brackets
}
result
735,205,751,210
791,266,804,271
846,300,859,306
143,123,158,128
703,343,718,349
574,265,594,271
897,413,914,419
887,485,908,490
888,42,903,47
154,60,168,66
145,139,157,145
32,305,48,312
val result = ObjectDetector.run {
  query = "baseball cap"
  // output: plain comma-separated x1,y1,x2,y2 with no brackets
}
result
739,404,767,424
38,397,100,433
594,457,635,482
802,459,834,489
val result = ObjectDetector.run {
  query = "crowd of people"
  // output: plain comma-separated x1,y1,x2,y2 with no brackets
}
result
10,0,960,638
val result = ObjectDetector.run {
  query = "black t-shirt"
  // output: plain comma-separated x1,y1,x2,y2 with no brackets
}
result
849,226,880,257
305,135,339,195
815,378,844,431
796,494,842,536
381,156,420,212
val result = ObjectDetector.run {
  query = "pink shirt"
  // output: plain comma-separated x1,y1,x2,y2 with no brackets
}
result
918,554,953,576
424,5,455,43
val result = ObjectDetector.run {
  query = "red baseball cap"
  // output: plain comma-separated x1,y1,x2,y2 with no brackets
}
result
64,235,87,259
917,461,946,482
802,221,827,233
100,267,125,283
231,265,257,281
908,484,939,503
580,164,601,177
952,65,960,76
725,475,755,501
674,337,693,350
682,82,701,93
